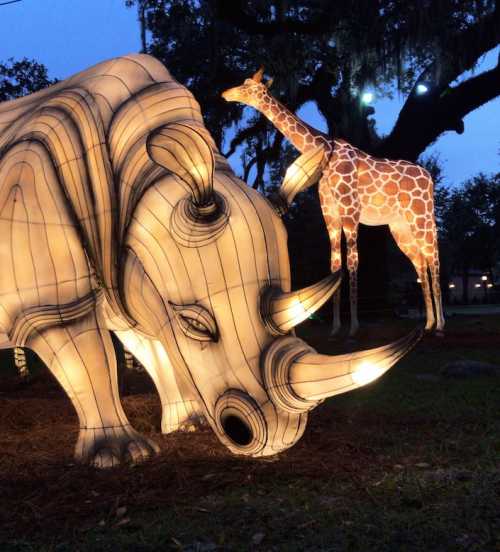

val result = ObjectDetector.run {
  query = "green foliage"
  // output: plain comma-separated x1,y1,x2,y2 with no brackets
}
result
0,58,56,102
436,171,500,282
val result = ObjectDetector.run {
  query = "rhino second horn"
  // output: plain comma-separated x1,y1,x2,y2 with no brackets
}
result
263,328,422,413
262,271,341,335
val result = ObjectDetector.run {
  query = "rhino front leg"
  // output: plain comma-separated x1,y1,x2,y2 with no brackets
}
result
26,310,159,468
112,329,205,433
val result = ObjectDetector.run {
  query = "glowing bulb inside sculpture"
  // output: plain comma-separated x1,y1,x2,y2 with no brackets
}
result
351,362,384,386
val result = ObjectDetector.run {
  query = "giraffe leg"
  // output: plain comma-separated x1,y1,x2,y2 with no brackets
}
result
329,224,342,336
343,226,360,337
330,290,342,337
429,262,445,333
417,261,435,331
389,221,435,331
424,247,445,333
26,310,159,467
321,199,342,336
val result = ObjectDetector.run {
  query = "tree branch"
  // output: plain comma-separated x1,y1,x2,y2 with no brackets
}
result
223,116,268,158
377,57,500,161
376,5,500,160
243,155,257,182
432,5,500,86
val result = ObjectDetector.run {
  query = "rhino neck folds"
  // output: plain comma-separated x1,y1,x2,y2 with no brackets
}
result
170,192,230,248
10,291,102,347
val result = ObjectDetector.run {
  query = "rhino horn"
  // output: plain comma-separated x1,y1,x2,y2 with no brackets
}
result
147,122,219,218
262,272,341,335
263,328,422,413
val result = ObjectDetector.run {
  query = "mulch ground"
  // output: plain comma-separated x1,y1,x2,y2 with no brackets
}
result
0,376,377,540
0,317,498,544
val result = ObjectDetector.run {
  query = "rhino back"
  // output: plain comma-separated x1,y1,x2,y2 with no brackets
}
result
0,54,174,139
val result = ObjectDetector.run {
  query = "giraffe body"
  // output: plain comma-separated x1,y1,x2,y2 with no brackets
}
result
222,73,445,335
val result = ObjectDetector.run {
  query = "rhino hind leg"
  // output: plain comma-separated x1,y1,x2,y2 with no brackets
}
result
26,310,159,468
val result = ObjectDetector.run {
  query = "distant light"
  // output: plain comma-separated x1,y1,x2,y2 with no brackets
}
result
361,91,374,104
481,275,488,281
474,284,481,288
449,283,455,289
416,83,429,95
487,283,493,288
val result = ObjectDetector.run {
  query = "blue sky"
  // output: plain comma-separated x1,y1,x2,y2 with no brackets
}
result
1,0,498,186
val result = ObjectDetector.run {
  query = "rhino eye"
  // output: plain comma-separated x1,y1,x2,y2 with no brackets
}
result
170,303,218,343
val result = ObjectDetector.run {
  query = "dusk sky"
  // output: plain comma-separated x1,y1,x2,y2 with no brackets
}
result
1,0,498,186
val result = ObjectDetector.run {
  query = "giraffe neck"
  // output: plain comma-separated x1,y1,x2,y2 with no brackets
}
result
256,92,328,153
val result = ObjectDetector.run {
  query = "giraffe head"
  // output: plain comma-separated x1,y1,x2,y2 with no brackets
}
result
221,67,273,108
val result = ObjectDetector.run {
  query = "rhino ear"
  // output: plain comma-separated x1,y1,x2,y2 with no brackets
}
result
275,146,328,213
147,122,216,212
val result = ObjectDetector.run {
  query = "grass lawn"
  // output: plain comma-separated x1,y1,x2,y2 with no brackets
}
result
0,315,499,551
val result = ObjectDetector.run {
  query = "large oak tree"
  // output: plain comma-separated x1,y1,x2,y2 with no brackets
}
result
127,0,499,181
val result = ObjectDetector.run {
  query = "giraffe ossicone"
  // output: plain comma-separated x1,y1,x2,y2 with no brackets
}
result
222,72,445,336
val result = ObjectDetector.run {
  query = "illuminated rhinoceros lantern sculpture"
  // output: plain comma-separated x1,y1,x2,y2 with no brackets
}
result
0,55,419,467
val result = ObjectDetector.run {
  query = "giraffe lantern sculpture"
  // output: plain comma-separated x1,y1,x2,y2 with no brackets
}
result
222,69,445,336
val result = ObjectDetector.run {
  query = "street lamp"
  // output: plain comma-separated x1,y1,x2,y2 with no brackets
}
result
481,275,489,302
